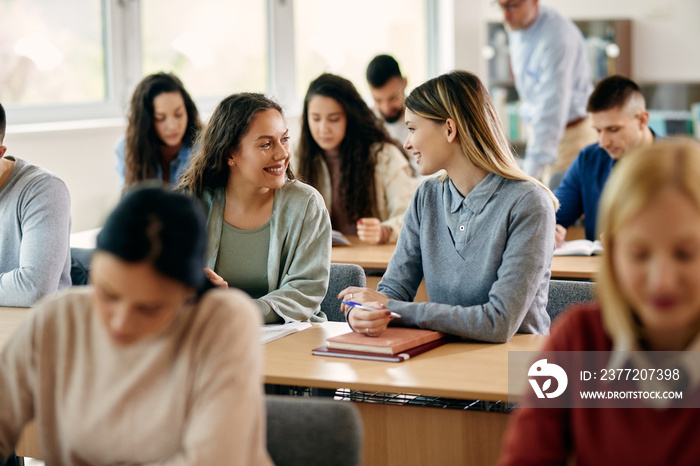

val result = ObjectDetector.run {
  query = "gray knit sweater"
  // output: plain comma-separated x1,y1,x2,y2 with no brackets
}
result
0,156,71,306
378,173,555,342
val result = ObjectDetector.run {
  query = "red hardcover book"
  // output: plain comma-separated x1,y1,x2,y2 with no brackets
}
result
312,337,449,362
326,328,446,354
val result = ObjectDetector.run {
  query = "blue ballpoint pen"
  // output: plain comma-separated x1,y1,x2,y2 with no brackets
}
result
342,300,401,319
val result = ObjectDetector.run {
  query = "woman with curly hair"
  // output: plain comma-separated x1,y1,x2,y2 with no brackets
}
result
295,73,417,244
115,72,200,190
177,93,331,323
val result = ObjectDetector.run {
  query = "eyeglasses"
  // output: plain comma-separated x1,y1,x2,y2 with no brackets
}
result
493,0,528,11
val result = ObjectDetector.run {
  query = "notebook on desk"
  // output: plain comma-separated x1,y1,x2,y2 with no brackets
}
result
313,338,448,362
312,327,448,362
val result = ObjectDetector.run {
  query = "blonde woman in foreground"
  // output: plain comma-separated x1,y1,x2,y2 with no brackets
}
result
340,70,558,342
499,140,700,465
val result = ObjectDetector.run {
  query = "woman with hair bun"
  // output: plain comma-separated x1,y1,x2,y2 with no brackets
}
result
0,186,271,464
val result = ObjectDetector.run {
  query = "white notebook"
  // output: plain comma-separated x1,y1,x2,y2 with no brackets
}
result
554,239,603,256
260,322,312,344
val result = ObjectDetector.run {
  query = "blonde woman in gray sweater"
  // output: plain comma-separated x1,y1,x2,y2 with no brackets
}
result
340,71,558,343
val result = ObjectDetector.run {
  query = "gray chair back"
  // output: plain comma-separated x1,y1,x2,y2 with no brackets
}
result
321,263,366,322
546,280,595,321
266,395,363,466
70,247,94,286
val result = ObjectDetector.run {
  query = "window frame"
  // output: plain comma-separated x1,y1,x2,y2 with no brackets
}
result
5,0,445,126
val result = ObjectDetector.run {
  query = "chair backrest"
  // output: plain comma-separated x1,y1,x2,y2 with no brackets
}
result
70,247,94,286
266,395,363,466
546,280,595,322
322,263,366,322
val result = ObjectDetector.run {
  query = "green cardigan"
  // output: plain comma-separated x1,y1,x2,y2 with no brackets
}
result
201,180,331,323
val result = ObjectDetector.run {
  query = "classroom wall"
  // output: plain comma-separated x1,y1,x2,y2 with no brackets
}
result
5,121,124,233
6,0,699,232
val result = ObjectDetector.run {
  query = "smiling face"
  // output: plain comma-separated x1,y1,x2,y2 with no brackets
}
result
152,91,188,148
91,251,194,346
591,105,648,160
612,188,700,348
307,95,347,154
228,108,291,190
370,76,407,123
403,109,453,176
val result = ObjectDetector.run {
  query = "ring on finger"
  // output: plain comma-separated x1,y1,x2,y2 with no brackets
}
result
365,328,370,335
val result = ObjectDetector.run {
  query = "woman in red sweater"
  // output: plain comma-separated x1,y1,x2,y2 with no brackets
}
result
499,140,700,465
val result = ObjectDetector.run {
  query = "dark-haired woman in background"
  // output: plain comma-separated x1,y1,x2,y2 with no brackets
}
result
295,73,417,244
115,72,201,190
177,93,331,323
0,186,271,464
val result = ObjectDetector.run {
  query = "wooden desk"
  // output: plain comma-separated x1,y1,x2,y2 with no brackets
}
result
266,322,547,465
331,235,395,270
0,307,40,459
0,307,28,349
3,313,548,465
332,235,601,281
551,255,600,280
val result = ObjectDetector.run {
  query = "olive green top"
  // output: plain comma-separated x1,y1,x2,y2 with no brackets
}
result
215,220,270,301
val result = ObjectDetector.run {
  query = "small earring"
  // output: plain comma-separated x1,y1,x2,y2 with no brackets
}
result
229,161,234,166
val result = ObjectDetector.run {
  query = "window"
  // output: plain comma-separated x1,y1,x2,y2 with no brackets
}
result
293,0,428,99
141,0,268,99
3,0,437,125
0,0,106,106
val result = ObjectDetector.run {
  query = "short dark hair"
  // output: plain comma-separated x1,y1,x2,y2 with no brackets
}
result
96,185,214,297
366,54,402,88
587,75,644,113
0,102,6,144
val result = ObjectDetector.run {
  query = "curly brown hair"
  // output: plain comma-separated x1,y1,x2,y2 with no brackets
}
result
176,93,293,197
124,72,200,189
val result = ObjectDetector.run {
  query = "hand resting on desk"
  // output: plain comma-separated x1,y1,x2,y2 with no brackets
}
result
356,218,392,245
555,224,567,249
338,286,394,336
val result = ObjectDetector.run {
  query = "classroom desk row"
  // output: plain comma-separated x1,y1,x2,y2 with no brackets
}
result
2,307,546,465
333,234,600,280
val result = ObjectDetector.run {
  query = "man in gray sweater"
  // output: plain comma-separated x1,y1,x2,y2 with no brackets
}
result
0,103,72,307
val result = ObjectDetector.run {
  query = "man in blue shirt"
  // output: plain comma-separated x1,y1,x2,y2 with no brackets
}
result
554,76,656,247
498,0,597,180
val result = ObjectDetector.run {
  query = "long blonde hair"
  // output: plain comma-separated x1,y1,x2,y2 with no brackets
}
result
404,70,558,210
597,139,700,347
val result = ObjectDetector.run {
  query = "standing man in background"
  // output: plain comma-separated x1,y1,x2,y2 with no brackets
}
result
366,55,420,175
499,0,598,183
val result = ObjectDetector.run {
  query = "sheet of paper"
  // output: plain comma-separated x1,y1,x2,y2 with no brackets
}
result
70,227,102,249
261,322,312,344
